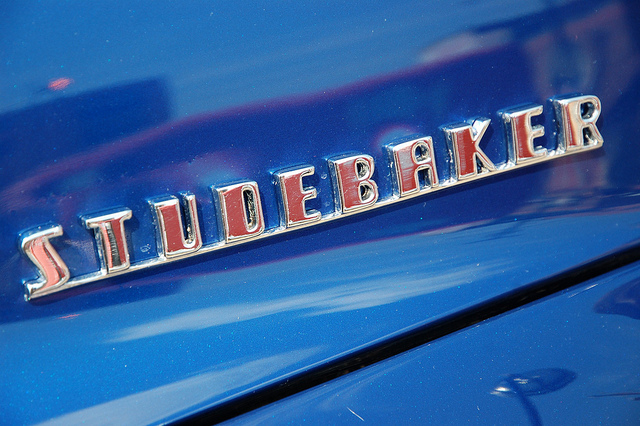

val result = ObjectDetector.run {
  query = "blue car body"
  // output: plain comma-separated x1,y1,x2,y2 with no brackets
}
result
1,0,640,424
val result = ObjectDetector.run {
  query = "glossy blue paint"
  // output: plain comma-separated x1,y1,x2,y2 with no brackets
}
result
1,0,640,424
227,260,640,425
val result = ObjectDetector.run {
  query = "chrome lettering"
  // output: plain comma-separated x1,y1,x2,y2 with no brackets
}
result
214,182,265,242
328,154,379,213
443,118,494,180
20,226,70,300
386,137,438,197
18,93,605,301
500,104,546,164
151,193,202,258
553,95,603,152
83,209,132,274
274,166,321,227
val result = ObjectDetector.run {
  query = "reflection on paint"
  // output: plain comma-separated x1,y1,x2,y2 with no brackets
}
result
36,347,321,426
110,210,640,343
594,278,640,320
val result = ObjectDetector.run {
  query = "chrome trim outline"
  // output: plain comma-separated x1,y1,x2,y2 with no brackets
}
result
150,193,203,259
499,103,547,165
213,181,266,243
83,209,133,274
328,154,379,214
443,117,496,180
552,95,604,153
19,225,71,300
385,137,439,197
274,166,322,228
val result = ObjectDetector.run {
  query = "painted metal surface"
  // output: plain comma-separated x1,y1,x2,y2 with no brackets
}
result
18,98,603,301
1,0,640,424
227,260,640,425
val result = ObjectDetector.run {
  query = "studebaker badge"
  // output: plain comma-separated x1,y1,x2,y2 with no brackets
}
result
19,95,603,301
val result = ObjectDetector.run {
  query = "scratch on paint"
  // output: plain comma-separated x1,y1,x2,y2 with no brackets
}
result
57,314,80,320
347,407,364,421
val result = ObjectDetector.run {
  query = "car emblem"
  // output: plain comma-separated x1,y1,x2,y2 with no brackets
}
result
19,94,603,301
